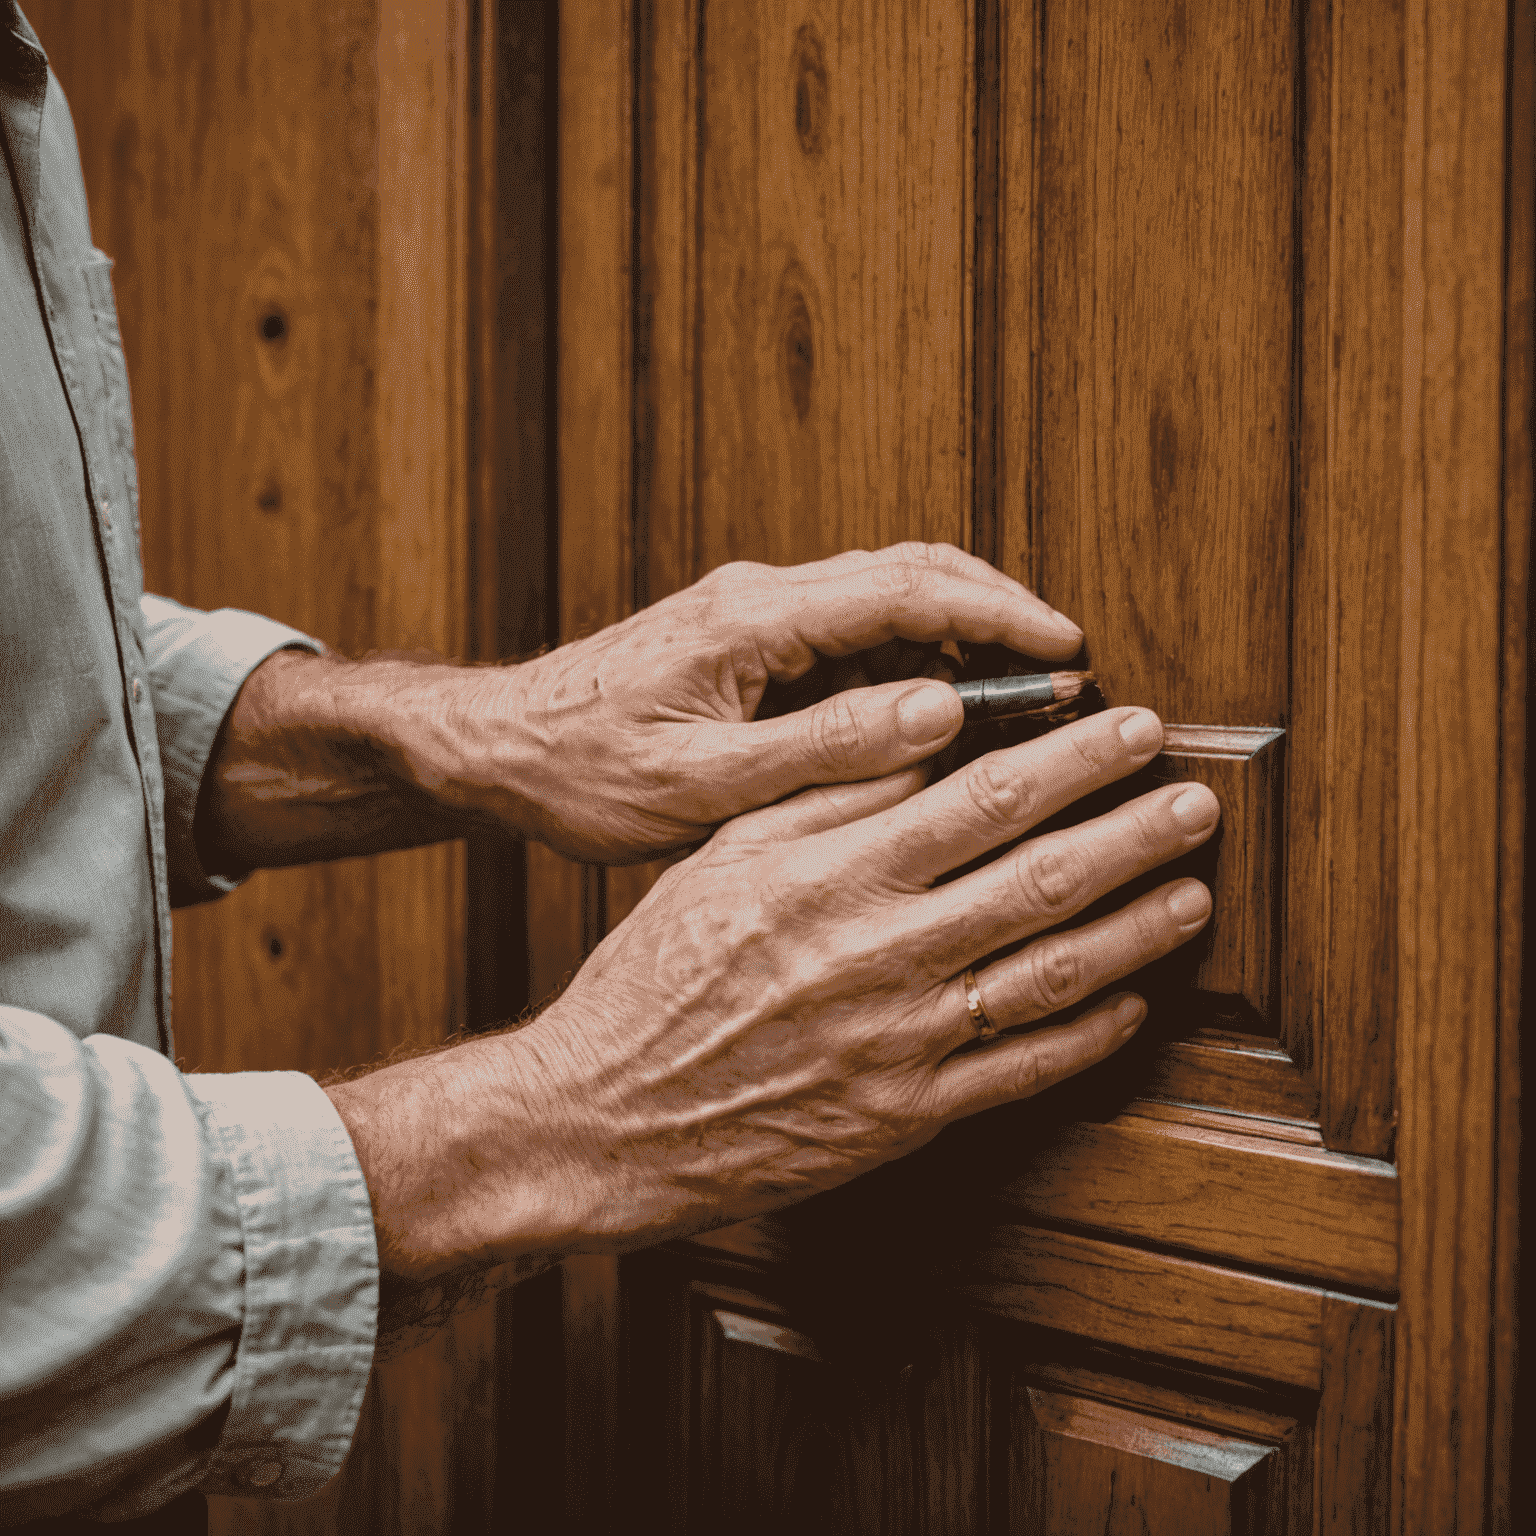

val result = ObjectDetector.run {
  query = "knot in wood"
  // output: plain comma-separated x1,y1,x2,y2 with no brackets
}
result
792,23,828,156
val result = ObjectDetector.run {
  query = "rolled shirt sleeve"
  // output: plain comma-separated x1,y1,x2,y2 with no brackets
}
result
140,593,326,907
0,1007,378,1523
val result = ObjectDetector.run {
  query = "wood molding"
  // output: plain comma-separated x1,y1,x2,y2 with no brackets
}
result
991,1113,1397,1295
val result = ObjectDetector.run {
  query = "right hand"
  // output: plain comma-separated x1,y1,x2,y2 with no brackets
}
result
334,705,1220,1284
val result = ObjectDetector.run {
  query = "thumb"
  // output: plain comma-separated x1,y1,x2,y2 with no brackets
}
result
712,679,964,810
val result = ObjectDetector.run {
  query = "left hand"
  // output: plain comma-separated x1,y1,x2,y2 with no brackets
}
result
418,543,1084,862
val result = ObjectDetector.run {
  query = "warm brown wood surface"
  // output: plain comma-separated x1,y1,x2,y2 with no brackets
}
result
26,3,498,1533
962,1225,1325,1391
992,1114,1398,1294
1027,0,1294,729
1289,0,1404,1156
1394,0,1517,1530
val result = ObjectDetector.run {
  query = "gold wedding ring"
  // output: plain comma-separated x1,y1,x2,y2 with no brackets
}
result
962,967,997,1041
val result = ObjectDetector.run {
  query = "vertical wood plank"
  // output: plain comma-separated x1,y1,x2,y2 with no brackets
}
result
1395,0,1511,1528
555,3,634,1528
1289,0,1403,1146
634,0,700,606
1493,3,1534,1527
997,0,1041,596
1317,1297,1394,1536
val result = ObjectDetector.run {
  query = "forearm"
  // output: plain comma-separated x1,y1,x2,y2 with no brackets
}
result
193,648,523,876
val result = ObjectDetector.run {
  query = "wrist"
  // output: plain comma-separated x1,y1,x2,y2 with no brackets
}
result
196,648,470,873
325,1025,601,1284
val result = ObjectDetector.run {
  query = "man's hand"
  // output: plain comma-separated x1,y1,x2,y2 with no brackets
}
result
195,544,1081,874
327,706,1218,1311
411,543,1085,861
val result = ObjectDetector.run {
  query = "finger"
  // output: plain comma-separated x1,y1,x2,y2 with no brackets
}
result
933,992,1146,1119
843,707,1168,890
752,543,1083,671
928,877,1210,1054
894,777,1220,981
695,678,965,816
711,766,929,851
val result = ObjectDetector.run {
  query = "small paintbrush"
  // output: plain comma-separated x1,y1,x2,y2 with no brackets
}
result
951,670,1097,723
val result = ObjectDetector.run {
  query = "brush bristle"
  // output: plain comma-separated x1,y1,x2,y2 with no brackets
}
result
1049,669,1096,703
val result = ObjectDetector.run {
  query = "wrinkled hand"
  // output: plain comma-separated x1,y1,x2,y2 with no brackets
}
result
427,543,1085,862
330,705,1220,1285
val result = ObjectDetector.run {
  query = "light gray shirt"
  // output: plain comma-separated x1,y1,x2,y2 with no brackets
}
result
1,7,379,1522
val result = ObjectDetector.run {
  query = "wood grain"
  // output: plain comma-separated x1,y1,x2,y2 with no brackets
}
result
992,1115,1397,1294
693,0,971,568
1493,0,1534,1526
1140,1030,1320,1124
690,1287,984,1536
1317,1296,1393,1536
1288,0,1403,1154
1032,0,1294,726
1394,0,1512,1529
961,1225,1324,1391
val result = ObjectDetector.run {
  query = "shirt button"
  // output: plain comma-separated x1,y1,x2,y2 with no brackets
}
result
246,1460,283,1488
131,677,142,703
99,497,112,530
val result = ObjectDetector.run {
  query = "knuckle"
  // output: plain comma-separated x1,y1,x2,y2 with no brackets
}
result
1132,799,1169,859
965,755,1036,831
1016,840,1087,913
1025,938,1082,1011
1005,1052,1044,1101
1067,726,1115,776
804,693,866,773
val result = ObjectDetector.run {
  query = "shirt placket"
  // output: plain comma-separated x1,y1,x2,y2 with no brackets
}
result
2,39,177,1051
42,289,176,1049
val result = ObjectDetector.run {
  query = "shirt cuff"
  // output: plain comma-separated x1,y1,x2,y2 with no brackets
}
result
139,594,326,907
184,1070,378,1500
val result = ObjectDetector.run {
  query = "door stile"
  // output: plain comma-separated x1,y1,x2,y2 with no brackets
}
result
1394,0,1516,1529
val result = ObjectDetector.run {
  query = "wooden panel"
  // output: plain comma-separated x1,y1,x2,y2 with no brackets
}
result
993,1113,1397,1295
1155,726,1285,1029
1008,1385,1291,1536
1028,0,1294,727
1394,0,1513,1530
689,1287,983,1535
1288,0,1403,1151
692,0,971,567
961,1226,1323,1390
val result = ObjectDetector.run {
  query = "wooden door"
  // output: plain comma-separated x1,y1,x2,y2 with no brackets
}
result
538,1,1530,1533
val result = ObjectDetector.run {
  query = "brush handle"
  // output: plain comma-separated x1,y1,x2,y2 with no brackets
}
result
951,674,1059,721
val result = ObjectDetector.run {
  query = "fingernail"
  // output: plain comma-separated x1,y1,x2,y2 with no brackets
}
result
1167,882,1211,928
1116,995,1146,1037
1171,785,1218,833
896,683,959,746
1050,608,1083,638
1118,709,1163,755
